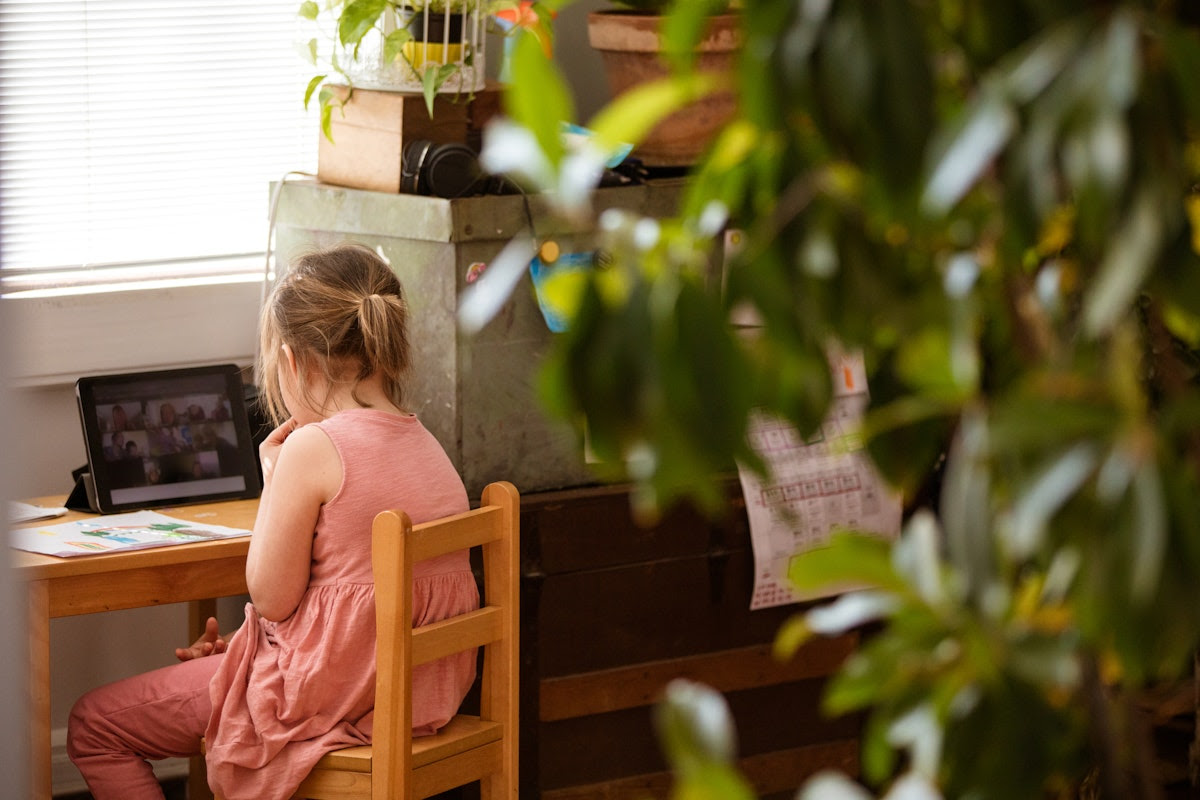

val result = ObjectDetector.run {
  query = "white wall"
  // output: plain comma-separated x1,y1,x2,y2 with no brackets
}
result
1,249,32,800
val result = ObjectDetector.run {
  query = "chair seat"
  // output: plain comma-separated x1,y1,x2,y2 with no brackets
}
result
308,715,504,774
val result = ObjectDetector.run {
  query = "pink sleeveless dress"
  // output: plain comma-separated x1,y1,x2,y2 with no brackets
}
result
204,409,478,800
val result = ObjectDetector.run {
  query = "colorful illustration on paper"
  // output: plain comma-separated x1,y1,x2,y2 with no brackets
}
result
10,510,250,558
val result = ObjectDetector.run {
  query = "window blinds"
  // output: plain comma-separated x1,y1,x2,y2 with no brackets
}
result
0,0,317,283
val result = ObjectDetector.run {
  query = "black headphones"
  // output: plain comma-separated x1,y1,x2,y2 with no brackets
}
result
400,139,485,198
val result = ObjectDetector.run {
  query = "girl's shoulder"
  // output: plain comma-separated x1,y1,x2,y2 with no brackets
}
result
274,423,343,504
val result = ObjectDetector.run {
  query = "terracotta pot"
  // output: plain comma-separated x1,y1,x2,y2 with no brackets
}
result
587,10,741,167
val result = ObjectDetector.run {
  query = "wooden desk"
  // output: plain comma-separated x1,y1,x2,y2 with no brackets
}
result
11,497,258,800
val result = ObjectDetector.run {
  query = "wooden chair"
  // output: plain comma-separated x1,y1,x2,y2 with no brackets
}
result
289,480,520,800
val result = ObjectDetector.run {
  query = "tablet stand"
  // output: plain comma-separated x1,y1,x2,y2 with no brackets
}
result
65,465,100,513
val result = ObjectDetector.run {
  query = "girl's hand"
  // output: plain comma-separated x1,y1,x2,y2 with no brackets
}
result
175,616,229,661
259,418,298,484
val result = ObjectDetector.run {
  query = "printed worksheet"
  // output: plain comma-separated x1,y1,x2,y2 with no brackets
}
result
738,350,902,610
10,510,250,558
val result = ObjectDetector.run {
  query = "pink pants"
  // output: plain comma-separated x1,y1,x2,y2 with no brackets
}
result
67,654,223,800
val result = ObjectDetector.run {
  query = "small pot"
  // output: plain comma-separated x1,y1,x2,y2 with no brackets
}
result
405,10,466,42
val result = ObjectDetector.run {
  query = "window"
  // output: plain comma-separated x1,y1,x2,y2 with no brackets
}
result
0,0,317,292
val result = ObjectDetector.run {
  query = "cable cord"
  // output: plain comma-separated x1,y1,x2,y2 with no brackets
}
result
259,171,318,360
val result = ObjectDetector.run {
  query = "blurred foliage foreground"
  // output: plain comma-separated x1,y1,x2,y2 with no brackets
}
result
473,1,1200,798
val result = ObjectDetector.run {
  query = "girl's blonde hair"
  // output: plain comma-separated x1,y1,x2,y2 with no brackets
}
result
256,244,411,426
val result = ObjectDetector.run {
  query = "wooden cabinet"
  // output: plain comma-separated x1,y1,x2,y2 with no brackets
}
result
517,483,861,799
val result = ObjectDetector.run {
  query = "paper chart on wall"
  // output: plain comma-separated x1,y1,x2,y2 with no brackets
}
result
737,350,902,610
9,510,250,558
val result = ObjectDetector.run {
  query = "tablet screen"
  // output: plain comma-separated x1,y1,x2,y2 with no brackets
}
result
76,365,262,513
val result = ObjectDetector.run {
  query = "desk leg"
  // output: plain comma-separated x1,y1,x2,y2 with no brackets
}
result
28,579,51,800
188,599,217,800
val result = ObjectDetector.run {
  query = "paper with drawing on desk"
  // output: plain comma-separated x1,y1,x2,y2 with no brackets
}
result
737,349,902,610
9,510,250,558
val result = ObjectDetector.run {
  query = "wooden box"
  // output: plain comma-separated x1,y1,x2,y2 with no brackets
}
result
316,82,503,194
519,483,862,800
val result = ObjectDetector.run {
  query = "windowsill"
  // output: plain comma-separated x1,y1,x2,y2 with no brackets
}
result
0,253,269,297
2,275,265,387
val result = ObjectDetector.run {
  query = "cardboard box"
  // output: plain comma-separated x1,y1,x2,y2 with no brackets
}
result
317,82,503,194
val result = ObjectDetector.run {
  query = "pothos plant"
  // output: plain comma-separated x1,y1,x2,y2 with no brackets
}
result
474,1,1200,798
299,0,514,136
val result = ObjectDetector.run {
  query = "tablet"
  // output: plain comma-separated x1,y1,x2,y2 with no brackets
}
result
75,365,263,514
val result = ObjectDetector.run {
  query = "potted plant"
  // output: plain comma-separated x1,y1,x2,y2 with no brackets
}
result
586,0,741,167
299,0,490,134
486,1,1200,797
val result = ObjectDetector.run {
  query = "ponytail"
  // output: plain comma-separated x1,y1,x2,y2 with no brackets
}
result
356,291,411,406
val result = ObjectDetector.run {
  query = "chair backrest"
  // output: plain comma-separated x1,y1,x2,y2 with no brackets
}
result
371,480,520,800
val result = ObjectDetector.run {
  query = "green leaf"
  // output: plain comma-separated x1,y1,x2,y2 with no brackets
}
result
997,18,1085,104
587,72,720,155
774,614,814,661
660,0,735,73
656,680,738,770
1007,444,1097,560
859,712,899,787
304,37,319,65
383,29,413,64
338,0,389,47
805,592,900,635
922,86,1016,215
1083,186,1164,337
1098,9,1139,109
797,771,874,800
940,411,993,597
1130,461,1166,604
787,532,907,595
421,63,458,117
298,0,320,20
673,766,758,800
303,74,326,110
321,101,336,143
1163,23,1200,121
895,327,969,402
1163,302,1200,349
503,31,574,167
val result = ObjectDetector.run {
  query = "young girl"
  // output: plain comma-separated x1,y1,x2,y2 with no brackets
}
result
68,245,480,800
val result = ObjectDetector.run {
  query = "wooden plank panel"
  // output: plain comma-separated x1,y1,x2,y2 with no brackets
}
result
413,739,503,798
539,636,857,722
413,607,501,665
540,739,860,800
522,482,748,576
534,549,805,676
409,506,502,561
412,717,503,767
742,739,861,797
291,767,372,800
537,679,858,790
46,556,249,617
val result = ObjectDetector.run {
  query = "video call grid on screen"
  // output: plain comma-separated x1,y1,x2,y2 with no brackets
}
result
84,370,253,507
